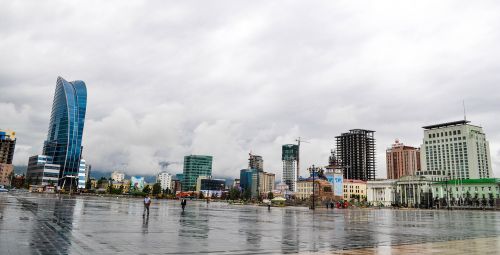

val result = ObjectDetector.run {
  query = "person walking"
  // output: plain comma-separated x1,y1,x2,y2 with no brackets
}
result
143,195,151,217
181,199,187,212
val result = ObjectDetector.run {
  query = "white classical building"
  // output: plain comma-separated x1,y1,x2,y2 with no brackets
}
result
156,171,173,191
367,179,396,206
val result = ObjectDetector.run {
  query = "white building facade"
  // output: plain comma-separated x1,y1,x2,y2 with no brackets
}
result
367,179,396,206
78,159,86,189
156,171,173,191
111,171,125,182
420,120,493,180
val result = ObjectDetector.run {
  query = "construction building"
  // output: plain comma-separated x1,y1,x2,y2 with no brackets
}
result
282,144,299,191
336,129,376,181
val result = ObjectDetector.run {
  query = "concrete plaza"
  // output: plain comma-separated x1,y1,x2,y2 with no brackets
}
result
0,192,499,254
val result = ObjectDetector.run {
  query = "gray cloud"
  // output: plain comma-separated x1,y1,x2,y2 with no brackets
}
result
1,0,500,179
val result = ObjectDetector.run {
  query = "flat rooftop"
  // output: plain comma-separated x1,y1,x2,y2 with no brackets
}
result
422,120,470,130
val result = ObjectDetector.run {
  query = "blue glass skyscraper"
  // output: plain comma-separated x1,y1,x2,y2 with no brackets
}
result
43,77,87,186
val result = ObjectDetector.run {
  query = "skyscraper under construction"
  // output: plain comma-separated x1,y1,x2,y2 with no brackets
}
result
335,129,376,181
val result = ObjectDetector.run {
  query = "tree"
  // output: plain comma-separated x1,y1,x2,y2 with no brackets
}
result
267,191,274,200
152,183,162,196
243,189,252,201
143,185,151,194
228,188,240,200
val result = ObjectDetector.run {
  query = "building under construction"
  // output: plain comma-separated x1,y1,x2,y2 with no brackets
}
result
335,129,376,181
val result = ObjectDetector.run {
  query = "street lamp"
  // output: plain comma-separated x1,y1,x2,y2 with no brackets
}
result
310,165,318,210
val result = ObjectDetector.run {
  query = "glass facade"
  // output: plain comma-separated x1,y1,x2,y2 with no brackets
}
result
182,155,212,191
43,77,87,185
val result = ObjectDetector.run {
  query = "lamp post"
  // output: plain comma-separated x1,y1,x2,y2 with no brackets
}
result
310,165,317,210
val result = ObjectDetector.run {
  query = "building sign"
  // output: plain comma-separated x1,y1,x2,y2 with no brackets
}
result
130,176,144,190
334,175,343,197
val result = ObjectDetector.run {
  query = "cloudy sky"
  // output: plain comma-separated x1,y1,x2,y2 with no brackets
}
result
2,0,500,179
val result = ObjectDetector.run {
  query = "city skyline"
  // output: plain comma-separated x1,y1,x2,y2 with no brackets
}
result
2,1,500,180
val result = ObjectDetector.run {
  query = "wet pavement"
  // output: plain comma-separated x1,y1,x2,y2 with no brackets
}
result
0,192,499,254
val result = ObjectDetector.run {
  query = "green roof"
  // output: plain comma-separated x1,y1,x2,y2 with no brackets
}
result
436,178,500,185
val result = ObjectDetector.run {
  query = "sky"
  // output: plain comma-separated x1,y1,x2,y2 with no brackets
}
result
1,0,500,180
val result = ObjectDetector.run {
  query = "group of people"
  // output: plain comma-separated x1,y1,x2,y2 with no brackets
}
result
143,195,188,216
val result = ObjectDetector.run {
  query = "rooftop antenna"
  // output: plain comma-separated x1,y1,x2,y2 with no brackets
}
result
463,100,467,121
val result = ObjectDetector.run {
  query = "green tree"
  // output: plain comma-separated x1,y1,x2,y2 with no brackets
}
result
85,180,91,190
142,185,151,194
267,191,274,199
228,188,240,200
152,183,162,196
243,189,252,201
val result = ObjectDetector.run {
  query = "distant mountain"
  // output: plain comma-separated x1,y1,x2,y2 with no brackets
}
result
90,170,157,183
13,165,27,175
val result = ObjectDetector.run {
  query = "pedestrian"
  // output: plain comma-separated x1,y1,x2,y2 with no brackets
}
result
330,202,334,209
143,195,151,217
181,199,187,211
326,202,329,209
267,202,271,211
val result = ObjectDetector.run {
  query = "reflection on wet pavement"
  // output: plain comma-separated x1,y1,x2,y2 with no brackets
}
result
0,192,499,254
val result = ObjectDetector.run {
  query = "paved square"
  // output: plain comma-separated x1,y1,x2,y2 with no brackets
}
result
1,192,499,254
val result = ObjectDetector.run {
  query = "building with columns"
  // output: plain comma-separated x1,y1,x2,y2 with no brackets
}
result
367,179,396,206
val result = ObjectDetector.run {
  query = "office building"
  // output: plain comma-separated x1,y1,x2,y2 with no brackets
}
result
420,120,493,179
26,155,60,186
111,171,125,182
0,129,16,186
282,144,298,191
259,172,276,194
182,155,213,191
248,153,263,172
85,164,92,183
336,129,376,181
386,139,421,179
157,171,172,191
196,176,210,192
42,77,87,187
0,129,16,164
78,159,86,189
240,168,259,198
199,178,226,193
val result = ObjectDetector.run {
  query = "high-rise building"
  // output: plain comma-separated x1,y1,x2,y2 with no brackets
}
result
248,153,263,172
336,129,376,181
282,144,298,191
85,164,92,183
78,159,86,189
156,171,172,191
111,171,125,182
259,172,276,194
386,139,421,179
182,155,213,191
420,120,493,179
42,77,87,187
240,168,259,198
0,129,16,186
0,130,16,164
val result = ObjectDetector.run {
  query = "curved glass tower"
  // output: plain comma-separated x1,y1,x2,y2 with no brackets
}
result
43,77,87,185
